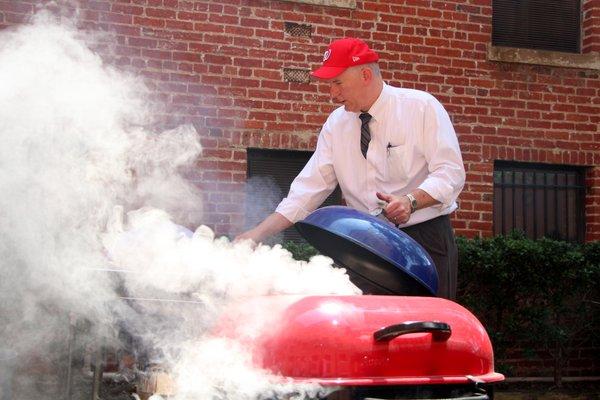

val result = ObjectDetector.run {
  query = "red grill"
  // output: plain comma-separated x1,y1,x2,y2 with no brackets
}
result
218,295,503,399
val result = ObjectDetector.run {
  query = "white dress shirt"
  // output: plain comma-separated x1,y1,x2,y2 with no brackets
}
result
275,83,466,228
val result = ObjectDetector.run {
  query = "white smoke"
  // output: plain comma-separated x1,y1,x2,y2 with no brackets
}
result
173,337,331,400
0,9,358,400
244,176,283,245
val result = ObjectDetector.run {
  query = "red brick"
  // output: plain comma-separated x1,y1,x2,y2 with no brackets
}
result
240,17,269,29
165,19,194,30
202,149,234,159
239,119,263,130
203,54,232,65
208,13,239,25
467,221,493,231
100,12,133,24
177,11,208,21
111,4,144,15
0,1,34,13
133,16,165,27
144,7,175,19
248,111,277,121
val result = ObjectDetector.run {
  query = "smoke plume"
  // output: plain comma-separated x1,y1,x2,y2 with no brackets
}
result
0,9,358,400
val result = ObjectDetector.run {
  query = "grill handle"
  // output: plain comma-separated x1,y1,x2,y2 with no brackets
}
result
373,321,451,342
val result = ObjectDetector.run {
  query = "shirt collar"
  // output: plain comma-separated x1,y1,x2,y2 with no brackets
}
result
362,82,390,123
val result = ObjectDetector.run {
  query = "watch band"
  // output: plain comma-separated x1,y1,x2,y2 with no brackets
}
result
405,193,418,214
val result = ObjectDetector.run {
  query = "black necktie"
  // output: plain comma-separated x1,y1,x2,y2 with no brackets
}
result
359,112,372,158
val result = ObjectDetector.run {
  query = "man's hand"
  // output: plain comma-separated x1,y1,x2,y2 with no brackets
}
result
376,192,411,225
234,228,260,245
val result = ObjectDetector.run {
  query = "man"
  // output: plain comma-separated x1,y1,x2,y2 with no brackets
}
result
237,38,465,299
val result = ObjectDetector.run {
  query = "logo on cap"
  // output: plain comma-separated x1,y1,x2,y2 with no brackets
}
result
352,56,360,62
323,49,331,62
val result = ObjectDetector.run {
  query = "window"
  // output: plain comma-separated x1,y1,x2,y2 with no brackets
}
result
493,161,586,242
246,148,342,243
492,0,581,53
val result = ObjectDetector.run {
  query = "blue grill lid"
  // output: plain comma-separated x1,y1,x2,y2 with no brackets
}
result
295,206,438,296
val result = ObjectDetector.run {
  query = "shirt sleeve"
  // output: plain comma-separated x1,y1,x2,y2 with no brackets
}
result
417,97,466,208
275,118,338,223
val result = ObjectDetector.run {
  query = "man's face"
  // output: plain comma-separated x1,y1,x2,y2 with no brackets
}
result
326,67,367,113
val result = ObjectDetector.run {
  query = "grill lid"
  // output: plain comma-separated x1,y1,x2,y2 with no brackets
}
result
219,295,504,386
295,206,438,296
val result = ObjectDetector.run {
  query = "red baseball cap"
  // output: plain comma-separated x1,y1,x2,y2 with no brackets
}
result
311,37,380,79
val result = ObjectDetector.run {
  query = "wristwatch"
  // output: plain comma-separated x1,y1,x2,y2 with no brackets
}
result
405,193,418,214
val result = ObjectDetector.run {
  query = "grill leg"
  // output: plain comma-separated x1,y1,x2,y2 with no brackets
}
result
91,347,103,400
65,314,76,400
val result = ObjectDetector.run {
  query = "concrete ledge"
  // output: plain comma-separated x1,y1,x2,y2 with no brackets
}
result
488,45,600,70
279,0,356,9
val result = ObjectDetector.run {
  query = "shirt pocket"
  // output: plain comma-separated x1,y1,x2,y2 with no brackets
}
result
385,144,409,184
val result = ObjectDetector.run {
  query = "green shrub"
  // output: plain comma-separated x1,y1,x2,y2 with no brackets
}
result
457,232,600,383
282,241,319,261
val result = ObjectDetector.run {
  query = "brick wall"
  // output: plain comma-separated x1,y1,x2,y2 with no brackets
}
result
1,0,598,241
584,0,600,53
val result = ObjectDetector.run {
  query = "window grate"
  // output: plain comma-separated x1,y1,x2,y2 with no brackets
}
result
492,0,581,53
283,68,311,83
246,148,342,244
493,161,586,242
284,21,312,38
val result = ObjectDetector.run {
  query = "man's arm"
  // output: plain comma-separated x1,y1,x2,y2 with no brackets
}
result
416,97,466,208
234,212,293,244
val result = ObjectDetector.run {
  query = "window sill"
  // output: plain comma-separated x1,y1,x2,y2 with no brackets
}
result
487,45,600,71
279,0,356,9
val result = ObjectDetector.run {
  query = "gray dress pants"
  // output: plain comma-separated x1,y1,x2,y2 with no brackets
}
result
400,214,458,300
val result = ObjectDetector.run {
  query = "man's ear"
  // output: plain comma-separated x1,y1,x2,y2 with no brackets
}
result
361,66,373,83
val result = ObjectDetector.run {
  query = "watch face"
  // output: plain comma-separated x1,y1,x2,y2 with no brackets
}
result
407,194,417,212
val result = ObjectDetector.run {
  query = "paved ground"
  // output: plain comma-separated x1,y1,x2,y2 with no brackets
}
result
8,367,600,400
495,382,600,400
